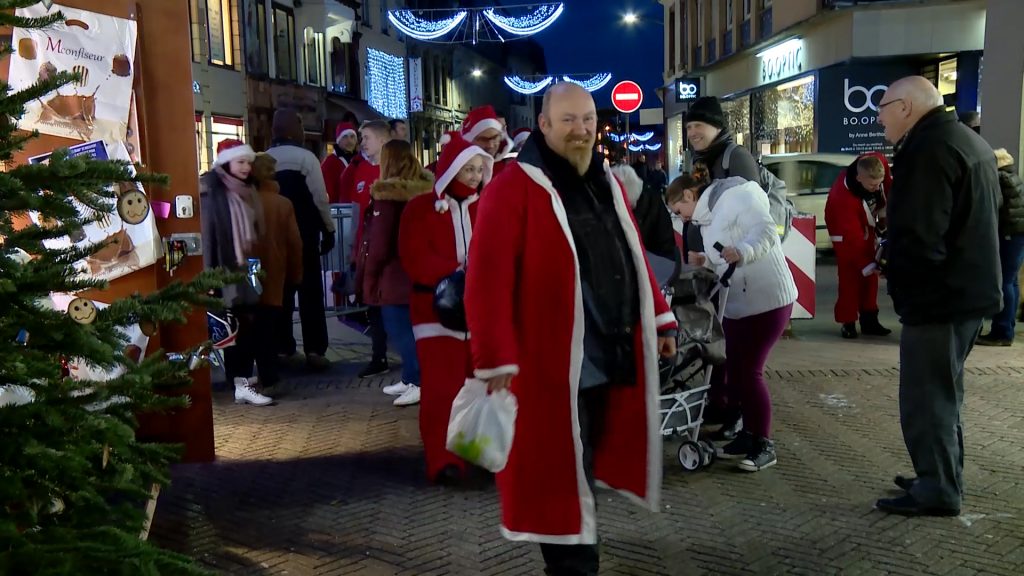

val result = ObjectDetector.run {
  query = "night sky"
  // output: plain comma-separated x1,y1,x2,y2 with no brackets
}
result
533,0,665,116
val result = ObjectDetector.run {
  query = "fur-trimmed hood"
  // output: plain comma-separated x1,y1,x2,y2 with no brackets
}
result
994,148,1015,170
609,163,644,207
371,171,435,201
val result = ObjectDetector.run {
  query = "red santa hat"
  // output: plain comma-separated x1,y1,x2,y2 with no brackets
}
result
433,131,494,213
512,127,531,148
461,105,504,142
214,139,256,168
335,122,357,143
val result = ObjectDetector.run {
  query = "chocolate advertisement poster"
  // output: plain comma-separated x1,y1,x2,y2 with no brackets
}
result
10,3,138,143
29,140,159,282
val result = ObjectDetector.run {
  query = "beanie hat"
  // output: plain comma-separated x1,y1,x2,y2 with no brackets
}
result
461,105,503,142
335,122,357,143
433,131,494,213
214,139,256,168
685,96,726,130
512,127,531,148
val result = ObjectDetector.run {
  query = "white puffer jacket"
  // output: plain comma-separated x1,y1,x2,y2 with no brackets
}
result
692,177,797,319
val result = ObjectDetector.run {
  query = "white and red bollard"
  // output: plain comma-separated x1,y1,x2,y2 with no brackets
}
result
782,214,816,319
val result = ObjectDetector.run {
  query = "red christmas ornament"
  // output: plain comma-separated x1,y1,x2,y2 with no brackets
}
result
60,356,70,378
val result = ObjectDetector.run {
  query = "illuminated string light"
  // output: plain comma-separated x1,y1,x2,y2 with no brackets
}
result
607,133,627,142
628,144,644,152
388,10,468,40
644,143,662,151
561,73,612,92
367,48,407,119
503,75,554,95
630,131,655,142
483,3,564,36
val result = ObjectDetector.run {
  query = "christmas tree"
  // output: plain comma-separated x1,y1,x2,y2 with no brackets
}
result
0,4,219,574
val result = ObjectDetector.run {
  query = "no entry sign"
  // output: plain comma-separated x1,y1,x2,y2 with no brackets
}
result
611,80,644,114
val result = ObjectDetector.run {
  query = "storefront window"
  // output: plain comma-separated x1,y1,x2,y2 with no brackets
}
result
211,115,246,163
195,113,209,172
667,114,685,182
721,96,751,148
752,74,815,156
938,58,957,99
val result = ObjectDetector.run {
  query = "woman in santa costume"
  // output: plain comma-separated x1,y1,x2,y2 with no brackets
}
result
464,83,677,573
399,132,494,485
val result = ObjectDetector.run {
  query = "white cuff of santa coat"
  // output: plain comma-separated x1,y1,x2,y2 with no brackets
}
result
655,312,678,329
474,365,520,380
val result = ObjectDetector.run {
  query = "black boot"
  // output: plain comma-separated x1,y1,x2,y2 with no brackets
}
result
841,323,859,339
860,311,892,336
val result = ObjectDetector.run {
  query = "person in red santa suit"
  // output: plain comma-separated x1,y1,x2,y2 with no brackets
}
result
464,82,678,575
399,131,494,486
461,105,511,176
342,120,393,377
321,121,359,204
510,127,531,155
825,152,893,339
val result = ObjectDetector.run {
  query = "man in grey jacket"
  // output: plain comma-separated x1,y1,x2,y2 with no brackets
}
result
875,76,1002,516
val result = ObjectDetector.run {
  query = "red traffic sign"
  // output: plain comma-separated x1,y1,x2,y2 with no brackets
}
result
611,80,644,114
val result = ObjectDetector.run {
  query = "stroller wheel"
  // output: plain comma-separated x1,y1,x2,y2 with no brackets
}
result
699,440,717,467
678,441,702,472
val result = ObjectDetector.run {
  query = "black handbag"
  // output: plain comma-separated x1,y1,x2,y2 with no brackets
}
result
433,269,467,332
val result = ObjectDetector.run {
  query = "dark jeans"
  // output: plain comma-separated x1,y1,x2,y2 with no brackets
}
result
279,250,328,356
367,305,388,361
539,387,606,576
899,318,982,509
381,305,418,384
990,234,1024,340
225,305,279,384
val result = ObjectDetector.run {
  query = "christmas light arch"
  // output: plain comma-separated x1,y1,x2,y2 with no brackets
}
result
503,75,554,95
387,3,564,44
561,73,612,92
503,73,614,95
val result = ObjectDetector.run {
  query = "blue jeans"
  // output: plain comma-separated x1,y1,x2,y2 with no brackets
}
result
381,305,420,385
991,235,1024,341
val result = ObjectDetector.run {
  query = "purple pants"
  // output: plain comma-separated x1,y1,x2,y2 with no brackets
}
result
722,304,793,439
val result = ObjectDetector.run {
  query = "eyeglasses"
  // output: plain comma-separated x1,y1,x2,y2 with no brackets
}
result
877,98,904,110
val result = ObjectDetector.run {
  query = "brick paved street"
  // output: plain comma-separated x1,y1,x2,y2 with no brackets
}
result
150,263,1024,575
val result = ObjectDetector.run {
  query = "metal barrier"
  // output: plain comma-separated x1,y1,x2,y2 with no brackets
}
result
320,203,365,318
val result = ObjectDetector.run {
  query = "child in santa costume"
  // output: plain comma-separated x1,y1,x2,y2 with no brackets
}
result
398,132,494,485
321,122,358,204
825,151,893,339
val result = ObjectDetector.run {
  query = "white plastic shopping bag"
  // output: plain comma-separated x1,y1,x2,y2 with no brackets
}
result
446,378,518,473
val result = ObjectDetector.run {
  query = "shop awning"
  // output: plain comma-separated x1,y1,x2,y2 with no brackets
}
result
326,95,386,123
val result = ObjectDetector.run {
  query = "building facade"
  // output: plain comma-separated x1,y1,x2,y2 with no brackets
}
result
661,0,987,179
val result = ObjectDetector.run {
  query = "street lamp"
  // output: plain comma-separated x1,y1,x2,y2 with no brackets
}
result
471,68,483,78
622,12,639,25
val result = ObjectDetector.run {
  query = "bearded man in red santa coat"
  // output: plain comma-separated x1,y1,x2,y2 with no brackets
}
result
465,82,678,575
825,151,893,339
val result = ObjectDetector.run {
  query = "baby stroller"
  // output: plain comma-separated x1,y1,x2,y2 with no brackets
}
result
658,261,731,472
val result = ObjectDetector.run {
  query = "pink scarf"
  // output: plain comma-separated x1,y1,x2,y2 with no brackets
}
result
215,166,262,267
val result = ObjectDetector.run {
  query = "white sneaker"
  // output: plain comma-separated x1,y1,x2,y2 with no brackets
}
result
382,381,411,396
234,378,273,406
393,385,421,406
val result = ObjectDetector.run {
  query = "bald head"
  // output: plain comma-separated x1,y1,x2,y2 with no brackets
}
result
539,82,598,175
878,76,945,144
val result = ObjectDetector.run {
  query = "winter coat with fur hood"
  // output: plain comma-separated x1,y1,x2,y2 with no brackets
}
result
357,170,435,306
995,148,1024,237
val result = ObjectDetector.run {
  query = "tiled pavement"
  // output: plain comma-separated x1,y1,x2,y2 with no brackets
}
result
151,264,1024,575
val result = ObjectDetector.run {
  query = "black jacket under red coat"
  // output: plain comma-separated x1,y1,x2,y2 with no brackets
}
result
887,107,1002,325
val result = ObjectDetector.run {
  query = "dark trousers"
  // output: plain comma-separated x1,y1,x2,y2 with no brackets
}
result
279,249,328,356
539,387,607,576
899,318,982,509
367,305,388,360
990,234,1024,340
722,304,792,439
225,305,279,384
